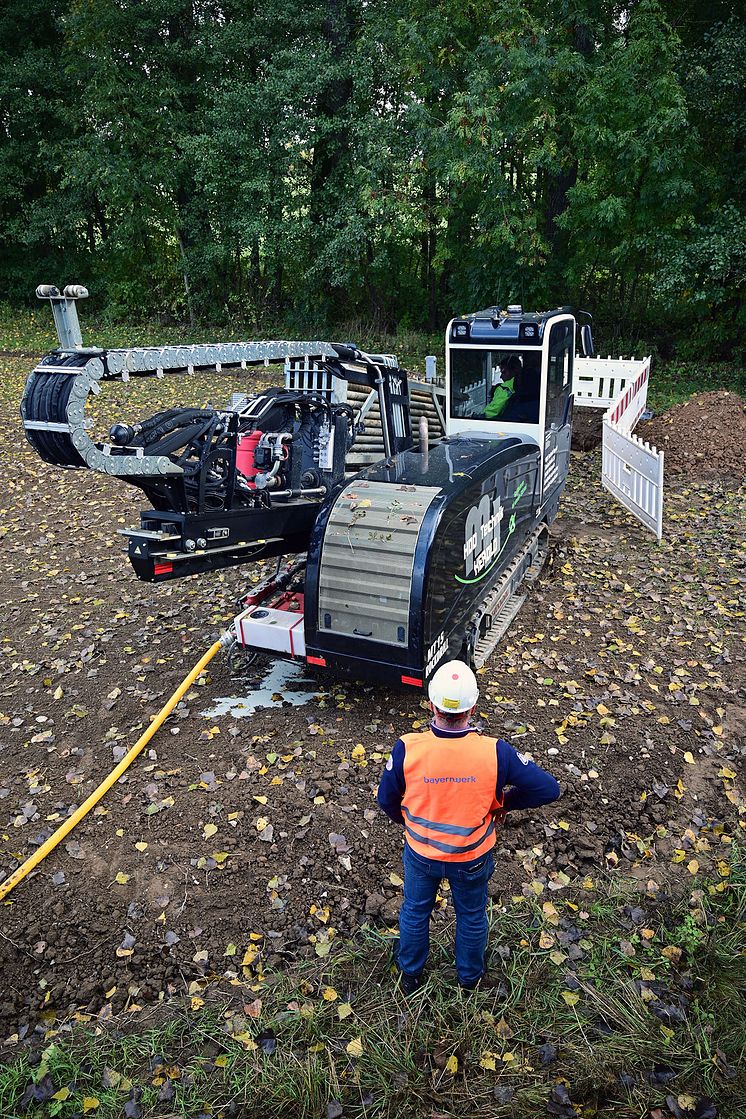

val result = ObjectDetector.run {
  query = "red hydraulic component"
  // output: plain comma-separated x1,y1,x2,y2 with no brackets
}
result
273,590,305,614
236,429,263,486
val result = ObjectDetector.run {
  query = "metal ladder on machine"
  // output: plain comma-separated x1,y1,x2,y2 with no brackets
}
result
472,524,549,667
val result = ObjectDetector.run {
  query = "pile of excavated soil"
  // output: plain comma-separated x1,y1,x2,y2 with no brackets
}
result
570,409,604,451
638,391,746,477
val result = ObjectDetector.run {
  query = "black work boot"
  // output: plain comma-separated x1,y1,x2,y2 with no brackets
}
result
459,973,506,994
398,970,423,995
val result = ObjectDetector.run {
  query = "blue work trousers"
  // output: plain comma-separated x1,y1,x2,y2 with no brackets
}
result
397,842,495,986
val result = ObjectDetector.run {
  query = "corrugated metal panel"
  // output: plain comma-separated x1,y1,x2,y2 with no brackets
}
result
318,481,441,646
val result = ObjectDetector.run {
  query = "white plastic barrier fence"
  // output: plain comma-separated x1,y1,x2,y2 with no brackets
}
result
573,355,650,411
605,357,651,432
602,419,664,540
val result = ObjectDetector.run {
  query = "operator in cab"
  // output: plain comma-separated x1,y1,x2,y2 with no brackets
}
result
377,660,560,992
485,355,521,419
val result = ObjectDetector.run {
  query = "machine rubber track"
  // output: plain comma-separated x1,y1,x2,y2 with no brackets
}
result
472,524,548,668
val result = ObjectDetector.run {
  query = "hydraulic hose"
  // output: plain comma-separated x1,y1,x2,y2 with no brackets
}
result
0,635,229,902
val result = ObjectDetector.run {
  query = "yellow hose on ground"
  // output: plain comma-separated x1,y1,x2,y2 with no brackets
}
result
0,636,227,902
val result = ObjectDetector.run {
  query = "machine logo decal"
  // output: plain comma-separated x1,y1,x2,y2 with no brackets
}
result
458,490,517,585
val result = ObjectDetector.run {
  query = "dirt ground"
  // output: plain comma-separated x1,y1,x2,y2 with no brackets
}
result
0,359,744,1047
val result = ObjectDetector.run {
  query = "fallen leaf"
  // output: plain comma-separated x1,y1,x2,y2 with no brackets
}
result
346,1036,364,1058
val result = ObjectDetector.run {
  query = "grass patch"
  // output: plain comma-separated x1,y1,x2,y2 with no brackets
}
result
645,361,745,412
1,865,743,1118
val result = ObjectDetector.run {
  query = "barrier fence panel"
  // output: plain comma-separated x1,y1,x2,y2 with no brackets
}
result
602,419,664,540
606,356,651,433
573,356,651,412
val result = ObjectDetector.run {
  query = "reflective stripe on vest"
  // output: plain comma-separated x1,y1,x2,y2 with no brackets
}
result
400,729,501,862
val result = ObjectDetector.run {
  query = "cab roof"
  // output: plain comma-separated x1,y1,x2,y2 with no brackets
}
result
449,305,573,346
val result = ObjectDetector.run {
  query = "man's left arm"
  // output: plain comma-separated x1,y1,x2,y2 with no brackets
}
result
377,739,407,825
496,739,560,811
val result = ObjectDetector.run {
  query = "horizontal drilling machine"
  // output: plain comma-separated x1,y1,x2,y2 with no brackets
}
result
22,286,596,687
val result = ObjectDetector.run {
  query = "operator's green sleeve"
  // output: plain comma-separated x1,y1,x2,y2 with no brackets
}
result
484,377,515,419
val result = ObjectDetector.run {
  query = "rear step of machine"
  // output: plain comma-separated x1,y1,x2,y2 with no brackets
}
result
471,524,548,667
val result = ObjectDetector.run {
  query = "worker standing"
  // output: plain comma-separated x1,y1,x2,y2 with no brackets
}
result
377,660,560,992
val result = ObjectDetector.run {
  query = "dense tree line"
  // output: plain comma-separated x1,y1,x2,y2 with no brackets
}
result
1,0,743,354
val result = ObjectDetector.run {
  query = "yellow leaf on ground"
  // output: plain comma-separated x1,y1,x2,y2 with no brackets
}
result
389,872,404,886
687,859,699,875
114,871,129,885
242,944,259,967
214,1054,229,1068
683,751,695,764
322,987,338,1002
232,1031,258,1050
539,931,555,949
52,1088,70,1101
479,1052,497,1071
82,1098,100,1113
561,991,580,1007
662,945,682,964
337,1002,353,1020
445,1054,459,1074
134,841,148,852
203,823,218,839
346,1036,364,1058
542,901,559,924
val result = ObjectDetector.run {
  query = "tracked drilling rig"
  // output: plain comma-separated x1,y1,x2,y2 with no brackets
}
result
23,286,653,687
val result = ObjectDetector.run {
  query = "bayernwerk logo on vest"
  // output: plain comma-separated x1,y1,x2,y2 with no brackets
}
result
423,775,477,784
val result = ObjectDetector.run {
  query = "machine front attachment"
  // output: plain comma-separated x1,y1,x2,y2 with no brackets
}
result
21,285,418,582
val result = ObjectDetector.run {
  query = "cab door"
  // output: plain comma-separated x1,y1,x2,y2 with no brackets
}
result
542,319,574,500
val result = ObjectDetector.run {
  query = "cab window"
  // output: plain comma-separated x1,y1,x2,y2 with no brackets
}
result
450,349,540,424
546,322,573,427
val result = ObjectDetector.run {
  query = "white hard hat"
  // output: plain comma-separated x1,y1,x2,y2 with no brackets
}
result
428,660,479,714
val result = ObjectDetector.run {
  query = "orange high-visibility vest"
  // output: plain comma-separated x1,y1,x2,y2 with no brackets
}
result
400,729,502,862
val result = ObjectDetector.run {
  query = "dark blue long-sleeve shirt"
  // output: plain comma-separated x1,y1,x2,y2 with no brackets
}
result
377,723,560,826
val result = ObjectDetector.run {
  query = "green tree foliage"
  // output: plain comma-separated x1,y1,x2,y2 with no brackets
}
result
0,0,743,353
